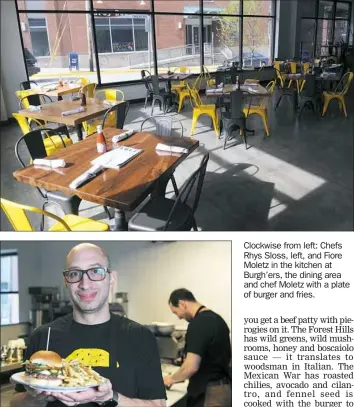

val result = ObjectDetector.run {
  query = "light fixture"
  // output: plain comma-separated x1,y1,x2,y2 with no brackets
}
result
140,0,146,5
96,0,103,4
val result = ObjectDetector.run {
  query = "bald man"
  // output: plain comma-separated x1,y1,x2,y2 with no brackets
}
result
11,243,166,407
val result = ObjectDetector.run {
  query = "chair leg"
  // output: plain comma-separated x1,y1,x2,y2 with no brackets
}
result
288,80,293,88
171,175,179,196
242,127,248,149
322,97,330,117
340,97,347,118
178,94,185,113
223,127,231,150
144,91,149,109
41,201,48,231
192,219,198,231
260,111,270,136
298,102,305,119
151,98,156,116
190,112,198,136
211,114,219,137
103,206,113,220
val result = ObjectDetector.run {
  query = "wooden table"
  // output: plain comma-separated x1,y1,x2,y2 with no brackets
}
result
17,98,110,141
32,83,82,100
13,128,199,231
159,73,192,81
206,83,270,96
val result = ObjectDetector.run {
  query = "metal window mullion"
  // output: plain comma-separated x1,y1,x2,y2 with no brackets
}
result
15,2,30,80
109,18,113,53
90,0,102,86
200,0,204,71
132,17,136,52
151,0,158,75
240,0,243,67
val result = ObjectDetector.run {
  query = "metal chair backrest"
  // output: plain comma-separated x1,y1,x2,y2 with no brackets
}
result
141,70,152,91
140,116,183,137
0,198,71,231
187,83,203,108
335,71,353,94
151,75,163,95
95,89,125,102
302,63,310,74
302,74,317,97
102,101,130,130
274,68,285,88
81,83,96,98
19,93,52,110
229,91,244,119
20,80,38,90
163,153,209,230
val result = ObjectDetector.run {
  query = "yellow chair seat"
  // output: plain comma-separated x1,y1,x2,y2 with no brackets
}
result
44,135,72,156
49,214,109,232
196,104,217,112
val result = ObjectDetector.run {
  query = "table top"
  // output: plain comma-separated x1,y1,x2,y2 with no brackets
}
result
285,73,341,81
32,83,82,97
159,73,192,81
13,128,199,212
162,364,188,407
206,83,270,96
17,97,110,126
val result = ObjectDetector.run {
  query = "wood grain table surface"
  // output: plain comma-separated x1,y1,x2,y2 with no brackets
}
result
13,128,199,212
31,83,82,98
17,97,109,127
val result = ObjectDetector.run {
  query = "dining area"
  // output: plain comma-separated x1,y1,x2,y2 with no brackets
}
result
1,59,353,232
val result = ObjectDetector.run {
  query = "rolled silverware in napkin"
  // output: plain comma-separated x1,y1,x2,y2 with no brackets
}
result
62,106,85,116
69,164,103,189
33,159,66,168
112,129,135,143
155,143,188,154
28,105,42,112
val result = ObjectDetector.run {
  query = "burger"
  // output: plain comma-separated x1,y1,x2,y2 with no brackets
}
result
23,351,63,387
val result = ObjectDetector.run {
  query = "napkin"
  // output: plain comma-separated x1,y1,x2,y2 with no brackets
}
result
33,159,66,168
112,129,135,143
69,164,103,189
155,143,188,154
62,106,85,116
28,105,42,112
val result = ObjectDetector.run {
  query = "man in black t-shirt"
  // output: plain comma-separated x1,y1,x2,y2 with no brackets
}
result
11,243,166,407
163,289,231,407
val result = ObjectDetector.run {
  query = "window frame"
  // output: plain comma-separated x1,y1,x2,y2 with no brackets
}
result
0,250,20,326
15,0,277,88
301,0,352,59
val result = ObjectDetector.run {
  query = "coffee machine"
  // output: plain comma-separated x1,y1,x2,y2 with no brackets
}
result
29,287,60,330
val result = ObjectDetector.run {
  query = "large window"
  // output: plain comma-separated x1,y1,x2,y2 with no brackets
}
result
16,0,276,85
0,251,19,326
301,0,352,59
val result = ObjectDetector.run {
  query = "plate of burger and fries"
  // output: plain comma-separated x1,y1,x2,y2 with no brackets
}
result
11,350,107,393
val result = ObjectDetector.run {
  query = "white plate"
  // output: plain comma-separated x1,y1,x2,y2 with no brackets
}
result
11,372,102,393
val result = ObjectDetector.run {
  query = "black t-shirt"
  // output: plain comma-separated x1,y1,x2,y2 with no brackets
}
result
16,313,166,406
185,310,231,397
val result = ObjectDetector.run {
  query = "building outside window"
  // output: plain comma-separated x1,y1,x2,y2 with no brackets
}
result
0,251,19,326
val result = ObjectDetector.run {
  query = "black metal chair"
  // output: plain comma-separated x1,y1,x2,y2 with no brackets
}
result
128,153,209,231
141,115,184,196
20,80,39,90
274,68,298,112
19,94,70,138
102,101,130,130
221,91,249,150
297,74,322,119
15,129,81,230
150,75,174,115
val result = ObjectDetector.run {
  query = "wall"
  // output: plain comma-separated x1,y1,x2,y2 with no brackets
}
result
0,85,7,121
0,0,27,119
1,241,231,331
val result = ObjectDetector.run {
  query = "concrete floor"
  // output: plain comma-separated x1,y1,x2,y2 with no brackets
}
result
1,88,353,231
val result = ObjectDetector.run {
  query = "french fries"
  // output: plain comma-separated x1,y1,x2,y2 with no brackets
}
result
58,359,106,387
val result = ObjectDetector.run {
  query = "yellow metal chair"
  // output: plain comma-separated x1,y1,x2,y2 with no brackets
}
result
80,83,96,98
75,77,90,86
287,61,300,91
12,113,72,157
322,72,353,118
203,66,216,87
171,67,190,97
242,84,272,137
273,61,286,88
178,74,203,113
188,84,219,137
1,198,109,232
300,63,311,92
83,88,124,136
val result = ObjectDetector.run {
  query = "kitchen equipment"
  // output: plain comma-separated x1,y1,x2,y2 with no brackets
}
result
114,292,128,316
156,333,186,361
145,324,157,334
1,345,8,361
152,322,175,336
29,287,60,329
